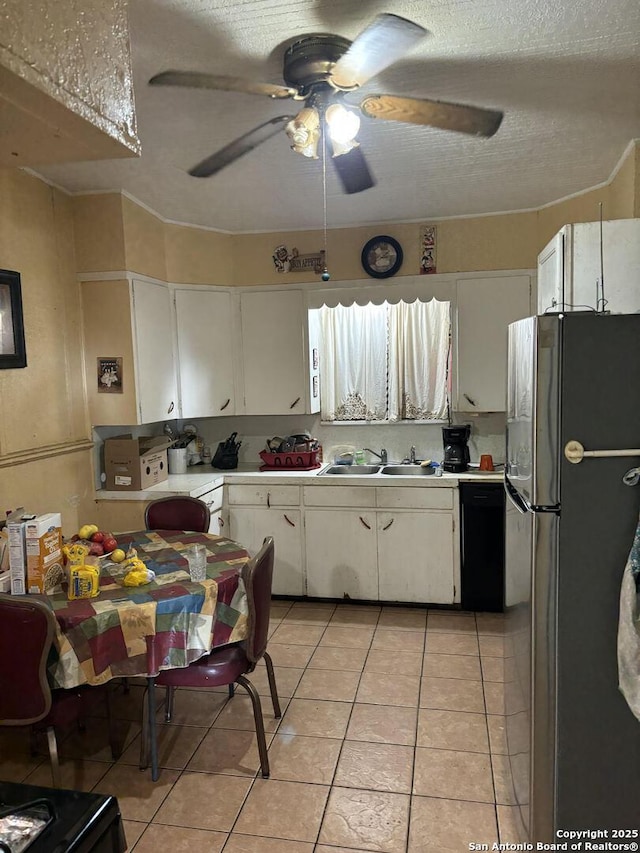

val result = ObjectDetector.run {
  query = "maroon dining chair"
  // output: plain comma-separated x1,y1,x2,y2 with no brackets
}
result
140,536,281,778
0,593,119,788
145,495,211,532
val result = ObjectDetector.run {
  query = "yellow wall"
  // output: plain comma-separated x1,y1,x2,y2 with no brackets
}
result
73,193,126,272
0,169,94,536
164,223,233,285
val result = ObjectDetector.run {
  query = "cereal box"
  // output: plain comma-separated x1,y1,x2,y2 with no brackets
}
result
25,513,64,593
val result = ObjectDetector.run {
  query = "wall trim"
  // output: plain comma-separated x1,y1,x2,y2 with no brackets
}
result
0,439,94,469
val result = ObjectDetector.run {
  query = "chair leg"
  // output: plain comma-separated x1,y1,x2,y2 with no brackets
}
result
46,727,62,789
146,677,159,781
139,685,149,771
263,651,282,719
236,675,269,778
228,683,235,697
105,685,122,760
165,686,175,723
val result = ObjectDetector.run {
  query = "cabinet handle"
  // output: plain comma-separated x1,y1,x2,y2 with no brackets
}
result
167,401,175,414
220,398,231,411
359,516,371,530
283,514,296,527
267,492,271,508
218,517,224,528
463,393,477,407
205,500,214,507
289,397,301,409
382,518,394,531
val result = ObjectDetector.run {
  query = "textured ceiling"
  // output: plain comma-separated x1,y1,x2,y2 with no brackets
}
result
36,0,640,233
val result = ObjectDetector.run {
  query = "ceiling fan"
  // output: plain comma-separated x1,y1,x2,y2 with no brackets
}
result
149,13,504,194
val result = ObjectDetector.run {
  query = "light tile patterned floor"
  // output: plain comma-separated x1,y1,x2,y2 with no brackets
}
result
0,601,522,852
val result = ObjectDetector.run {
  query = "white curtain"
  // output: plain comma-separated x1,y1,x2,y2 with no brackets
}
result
388,299,450,421
319,302,388,421
318,298,450,421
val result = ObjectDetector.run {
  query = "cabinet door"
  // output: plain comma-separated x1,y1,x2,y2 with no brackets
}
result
377,511,455,605
175,288,236,418
240,290,308,414
228,506,303,596
456,276,531,412
132,280,178,423
305,510,378,600
537,229,566,313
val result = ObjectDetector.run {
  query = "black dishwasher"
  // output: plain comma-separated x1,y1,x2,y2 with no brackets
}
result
460,482,505,612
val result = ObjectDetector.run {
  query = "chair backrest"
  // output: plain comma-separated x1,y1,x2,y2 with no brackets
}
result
241,537,275,664
0,593,55,725
145,496,211,532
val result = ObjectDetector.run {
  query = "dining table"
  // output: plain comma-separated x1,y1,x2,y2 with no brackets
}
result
39,529,250,780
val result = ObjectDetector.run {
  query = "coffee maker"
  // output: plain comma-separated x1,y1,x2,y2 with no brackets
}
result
442,424,471,473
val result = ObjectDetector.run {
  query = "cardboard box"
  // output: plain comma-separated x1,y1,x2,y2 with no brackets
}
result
104,434,171,491
7,508,30,595
26,513,64,594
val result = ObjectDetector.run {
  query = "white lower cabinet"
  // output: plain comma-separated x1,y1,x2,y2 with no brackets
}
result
226,481,458,604
377,511,454,604
305,510,378,600
199,485,224,535
227,484,303,596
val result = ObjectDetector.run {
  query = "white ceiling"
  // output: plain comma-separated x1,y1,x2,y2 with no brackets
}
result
36,0,640,234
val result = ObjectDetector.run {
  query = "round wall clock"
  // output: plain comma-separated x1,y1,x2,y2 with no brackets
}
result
361,235,403,279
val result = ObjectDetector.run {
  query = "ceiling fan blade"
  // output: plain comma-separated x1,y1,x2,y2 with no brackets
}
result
189,116,293,178
330,14,428,90
149,70,298,100
360,94,503,137
332,146,376,194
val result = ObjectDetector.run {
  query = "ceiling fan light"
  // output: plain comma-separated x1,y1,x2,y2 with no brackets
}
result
286,107,320,144
325,103,360,145
330,137,359,157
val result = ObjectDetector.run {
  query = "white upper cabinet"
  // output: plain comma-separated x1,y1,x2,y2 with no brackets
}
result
455,275,532,412
538,220,640,315
174,288,237,419
81,279,177,426
240,289,319,415
537,229,565,313
131,280,179,424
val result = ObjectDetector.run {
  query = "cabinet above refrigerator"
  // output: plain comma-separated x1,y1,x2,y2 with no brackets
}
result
537,219,640,315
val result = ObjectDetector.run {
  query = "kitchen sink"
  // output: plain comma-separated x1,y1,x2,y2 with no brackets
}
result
322,465,381,475
380,465,435,476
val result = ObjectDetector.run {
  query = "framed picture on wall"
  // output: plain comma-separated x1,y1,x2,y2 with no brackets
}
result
97,357,123,393
0,269,27,369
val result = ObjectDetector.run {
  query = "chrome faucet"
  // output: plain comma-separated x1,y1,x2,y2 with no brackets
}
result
409,446,417,464
364,447,388,465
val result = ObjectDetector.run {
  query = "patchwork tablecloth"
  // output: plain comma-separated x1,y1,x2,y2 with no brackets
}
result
40,530,250,689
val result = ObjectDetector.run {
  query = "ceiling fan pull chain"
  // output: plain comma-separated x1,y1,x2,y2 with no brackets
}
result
321,115,330,282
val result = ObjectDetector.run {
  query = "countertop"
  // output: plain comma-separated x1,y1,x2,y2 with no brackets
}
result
96,464,503,500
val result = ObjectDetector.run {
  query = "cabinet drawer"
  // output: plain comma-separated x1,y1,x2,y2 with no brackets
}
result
200,486,223,513
227,484,300,507
303,486,376,508
376,486,454,510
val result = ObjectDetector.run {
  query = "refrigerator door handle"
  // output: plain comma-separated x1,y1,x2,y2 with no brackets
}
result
505,474,531,514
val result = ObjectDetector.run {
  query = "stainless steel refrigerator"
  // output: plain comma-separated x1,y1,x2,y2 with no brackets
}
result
504,312,640,841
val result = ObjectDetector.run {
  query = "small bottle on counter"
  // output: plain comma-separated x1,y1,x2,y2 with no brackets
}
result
354,449,366,465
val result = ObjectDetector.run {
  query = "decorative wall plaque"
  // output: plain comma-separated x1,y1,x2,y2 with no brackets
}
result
420,225,437,274
272,246,325,274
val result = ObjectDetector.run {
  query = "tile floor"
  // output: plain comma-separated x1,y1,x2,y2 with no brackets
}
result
0,601,522,853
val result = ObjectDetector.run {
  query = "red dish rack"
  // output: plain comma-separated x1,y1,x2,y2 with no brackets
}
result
259,449,322,471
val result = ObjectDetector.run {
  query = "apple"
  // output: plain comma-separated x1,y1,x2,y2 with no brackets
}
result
91,531,105,543
89,542,104,556
103,536,118,553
